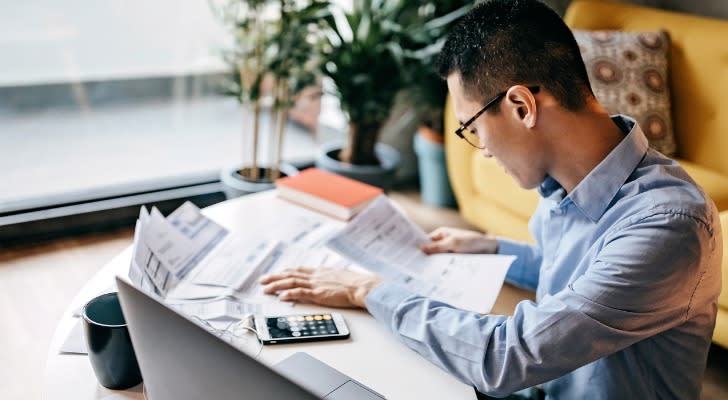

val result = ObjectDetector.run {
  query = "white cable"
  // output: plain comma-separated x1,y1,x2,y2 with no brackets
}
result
191,314,264,359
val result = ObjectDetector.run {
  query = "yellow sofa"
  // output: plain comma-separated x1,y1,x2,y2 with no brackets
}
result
445,0,728,347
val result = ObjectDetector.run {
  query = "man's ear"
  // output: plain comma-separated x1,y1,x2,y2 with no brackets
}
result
505,85,537,129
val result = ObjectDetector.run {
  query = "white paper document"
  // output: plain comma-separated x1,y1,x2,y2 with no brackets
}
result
326,196,515,313
142,206,227,279
59,319,87,354
123,196,512,328
166,238,281,301
127,201,345,321
187,236,278,288
130,209,169,295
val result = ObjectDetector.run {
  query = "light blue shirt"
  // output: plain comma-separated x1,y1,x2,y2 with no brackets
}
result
365,116,722,399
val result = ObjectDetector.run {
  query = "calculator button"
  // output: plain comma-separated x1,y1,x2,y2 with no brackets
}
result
314,315,323,320
292,331,301,337
323,315,332,320
305,316,314,321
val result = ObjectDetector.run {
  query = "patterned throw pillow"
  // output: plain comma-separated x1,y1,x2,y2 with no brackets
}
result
573,30,675,156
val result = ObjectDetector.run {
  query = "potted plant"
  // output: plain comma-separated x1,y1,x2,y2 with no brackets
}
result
310,0,408,188
406,0,470,135
211,0,329,197
313,0,469,189
405,0,471,207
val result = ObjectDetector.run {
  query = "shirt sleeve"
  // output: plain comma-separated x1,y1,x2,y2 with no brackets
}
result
365,211,716,397
497,238,541,291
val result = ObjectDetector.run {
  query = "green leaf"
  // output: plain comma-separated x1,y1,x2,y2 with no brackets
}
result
356,9,371,43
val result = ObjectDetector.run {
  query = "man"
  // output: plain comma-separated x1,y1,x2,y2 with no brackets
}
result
260,0,722,398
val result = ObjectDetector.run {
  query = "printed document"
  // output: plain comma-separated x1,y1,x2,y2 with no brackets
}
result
126,197,513,322
326,196,515,313
127,201,348,319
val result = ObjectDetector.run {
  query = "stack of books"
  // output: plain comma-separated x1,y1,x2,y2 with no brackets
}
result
274,168,383,220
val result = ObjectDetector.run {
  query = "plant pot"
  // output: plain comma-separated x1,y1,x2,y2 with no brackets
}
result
220,164,298,199
315,142,401,190
413,129,456,208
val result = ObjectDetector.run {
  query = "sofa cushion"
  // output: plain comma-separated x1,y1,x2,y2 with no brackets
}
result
677,159,728,211
566,0,728,177
574,29,676,156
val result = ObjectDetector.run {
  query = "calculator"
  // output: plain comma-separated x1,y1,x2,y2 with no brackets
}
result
253,313,350,344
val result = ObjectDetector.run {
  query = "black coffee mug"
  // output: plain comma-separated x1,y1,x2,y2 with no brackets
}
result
82,292,143,390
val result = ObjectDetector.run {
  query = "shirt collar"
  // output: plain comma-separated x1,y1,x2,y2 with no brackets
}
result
539,115,649,222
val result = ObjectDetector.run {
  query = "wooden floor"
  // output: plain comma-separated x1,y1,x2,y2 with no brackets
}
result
1,190,727,399
0,227,134,400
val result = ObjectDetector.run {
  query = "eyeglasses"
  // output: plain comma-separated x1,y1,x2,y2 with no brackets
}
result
454,85,541,149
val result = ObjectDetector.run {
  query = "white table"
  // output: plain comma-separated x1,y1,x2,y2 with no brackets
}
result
44,191,479,400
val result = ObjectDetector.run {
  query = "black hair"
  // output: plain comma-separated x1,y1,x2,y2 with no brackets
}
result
436,0,593,111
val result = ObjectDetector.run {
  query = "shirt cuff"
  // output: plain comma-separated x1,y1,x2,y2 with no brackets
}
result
496,237,527,257
364,281,416,326
497,238,538,291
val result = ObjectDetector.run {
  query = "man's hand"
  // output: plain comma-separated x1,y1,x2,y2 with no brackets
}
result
259,267,383,309
419,227,498,254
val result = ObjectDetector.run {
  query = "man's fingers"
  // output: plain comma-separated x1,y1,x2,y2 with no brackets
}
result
261,277,312,294
290,266,316,274
420,241,452,254
259,270,311,284
279,288,315,303
428,228,448,241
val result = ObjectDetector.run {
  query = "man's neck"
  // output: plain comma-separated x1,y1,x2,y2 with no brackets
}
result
543,103,625,194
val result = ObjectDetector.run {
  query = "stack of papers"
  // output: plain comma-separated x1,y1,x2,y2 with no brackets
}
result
127,201,353,321
127,197,516,321
129,201,266,300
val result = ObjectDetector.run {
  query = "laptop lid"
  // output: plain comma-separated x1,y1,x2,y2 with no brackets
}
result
116,277,321,400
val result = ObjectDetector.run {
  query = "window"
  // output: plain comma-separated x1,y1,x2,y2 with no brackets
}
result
0,1,345,243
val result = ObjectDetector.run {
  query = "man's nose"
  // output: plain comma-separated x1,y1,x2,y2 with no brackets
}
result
482,147,493,158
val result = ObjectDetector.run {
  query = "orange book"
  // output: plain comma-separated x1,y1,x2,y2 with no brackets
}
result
274,168,383,220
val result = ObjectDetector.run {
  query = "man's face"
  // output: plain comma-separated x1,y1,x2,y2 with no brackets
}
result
446,73,545,190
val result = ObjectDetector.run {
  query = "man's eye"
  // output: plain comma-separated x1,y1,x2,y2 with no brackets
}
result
469,129,478,135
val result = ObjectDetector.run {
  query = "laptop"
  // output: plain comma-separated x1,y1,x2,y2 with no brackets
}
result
116,277,385,400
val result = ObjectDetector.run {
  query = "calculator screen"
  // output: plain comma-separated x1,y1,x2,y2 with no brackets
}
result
266,314,339,339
